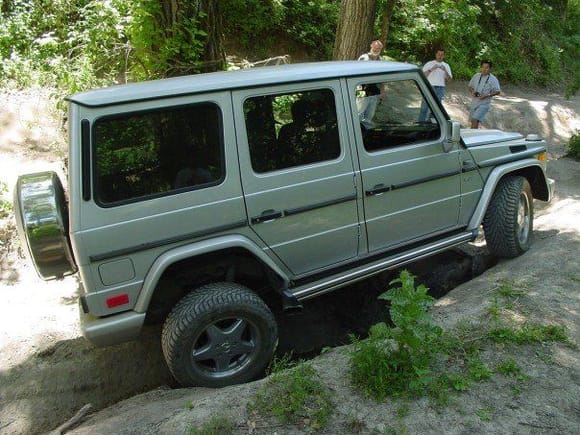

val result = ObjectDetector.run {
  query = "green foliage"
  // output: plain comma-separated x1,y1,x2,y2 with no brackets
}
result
0,0,577,98
249,362,333,430
0,181,11,218
495,358,527,381
467,354,492,382
487,324,568,344
187,415,235,435
221,0,339,60
567,131,580,159
0,0,130,91
127,1,206,79
350,270,443,399
381,0,579,89
349,272,572,406
280,0,340,59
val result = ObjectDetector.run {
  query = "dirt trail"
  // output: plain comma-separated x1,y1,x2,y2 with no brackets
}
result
0,83,578,434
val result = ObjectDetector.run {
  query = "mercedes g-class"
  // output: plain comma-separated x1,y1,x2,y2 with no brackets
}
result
14,61,554,387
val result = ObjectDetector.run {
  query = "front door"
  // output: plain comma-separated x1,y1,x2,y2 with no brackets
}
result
233,83,360,276
348,73,462,253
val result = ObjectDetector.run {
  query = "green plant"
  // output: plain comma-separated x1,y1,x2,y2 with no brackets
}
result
350,270,443,399
487,324,568,345
447,373,470,391
475,407,492,422
567,132,580,159
396,404,410,417
467,355,492,382
249,362,332,430
187,415,235,435
0,182,12,218
495,280,527,299
495,357,527,380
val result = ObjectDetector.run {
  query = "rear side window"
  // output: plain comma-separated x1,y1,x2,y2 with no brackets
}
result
93,103,223,205
244,88,340,173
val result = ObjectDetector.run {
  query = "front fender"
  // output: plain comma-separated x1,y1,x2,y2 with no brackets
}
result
468,158,553,231
133,234,289,313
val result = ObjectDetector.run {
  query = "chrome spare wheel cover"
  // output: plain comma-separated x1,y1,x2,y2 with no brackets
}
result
14,172,77,280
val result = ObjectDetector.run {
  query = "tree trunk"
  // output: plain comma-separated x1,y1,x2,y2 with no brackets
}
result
155,0,225,76
380,0,397,46
199,0,225,72
333,0,377,60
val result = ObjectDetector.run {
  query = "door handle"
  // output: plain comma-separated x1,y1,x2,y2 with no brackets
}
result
251,209,283,224
365,183,392,196
462,160,478,172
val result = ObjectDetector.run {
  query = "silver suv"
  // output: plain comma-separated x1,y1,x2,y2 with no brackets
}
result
14,61,554,387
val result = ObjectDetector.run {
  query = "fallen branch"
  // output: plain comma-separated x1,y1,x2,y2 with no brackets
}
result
0,420,14,430
51,404,93,435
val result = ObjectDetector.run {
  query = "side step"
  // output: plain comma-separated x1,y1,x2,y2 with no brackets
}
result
291,231,475,301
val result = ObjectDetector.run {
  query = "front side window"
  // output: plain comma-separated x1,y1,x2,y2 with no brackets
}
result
244,88,340,173
93,103,223,205
356,79,441,152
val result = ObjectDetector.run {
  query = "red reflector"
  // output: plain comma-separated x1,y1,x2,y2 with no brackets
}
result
106,294,129,308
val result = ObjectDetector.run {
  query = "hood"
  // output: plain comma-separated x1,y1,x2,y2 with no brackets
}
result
460,129,523,148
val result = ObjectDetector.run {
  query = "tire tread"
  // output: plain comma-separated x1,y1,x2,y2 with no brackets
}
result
161,282,277,387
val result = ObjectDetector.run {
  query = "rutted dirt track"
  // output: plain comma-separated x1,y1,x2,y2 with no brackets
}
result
0,83,578,434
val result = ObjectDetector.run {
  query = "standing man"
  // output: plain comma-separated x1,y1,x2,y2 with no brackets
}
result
468,60,501,129
423,49,452,101
357,40,384,127
419,49,452,122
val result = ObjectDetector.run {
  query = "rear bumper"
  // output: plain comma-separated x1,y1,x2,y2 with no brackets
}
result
79,301,145,347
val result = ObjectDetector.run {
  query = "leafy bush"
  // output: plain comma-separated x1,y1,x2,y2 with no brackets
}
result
350,270,443,399
349,272,572,404
0,181,12,218
0,0,129,91
568,132,580,159
221,0,339,60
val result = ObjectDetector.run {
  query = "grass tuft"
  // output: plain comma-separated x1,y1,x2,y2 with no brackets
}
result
248,361,332,430
187,414,235,435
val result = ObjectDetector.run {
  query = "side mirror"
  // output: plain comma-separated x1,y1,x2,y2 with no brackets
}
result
444,120,461,152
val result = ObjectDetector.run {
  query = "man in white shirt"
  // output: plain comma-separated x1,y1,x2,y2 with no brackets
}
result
419,49,452,122
423,49,452,100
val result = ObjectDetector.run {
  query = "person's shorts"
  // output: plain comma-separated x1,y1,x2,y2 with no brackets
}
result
469,104,490,122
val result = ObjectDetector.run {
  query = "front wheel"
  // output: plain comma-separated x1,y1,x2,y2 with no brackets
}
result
162,282,278,387
483,176,533,258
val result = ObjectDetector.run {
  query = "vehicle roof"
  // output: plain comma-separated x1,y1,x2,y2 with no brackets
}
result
68,61,419,108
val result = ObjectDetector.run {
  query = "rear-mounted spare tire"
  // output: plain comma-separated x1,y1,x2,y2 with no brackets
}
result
14,171,77,280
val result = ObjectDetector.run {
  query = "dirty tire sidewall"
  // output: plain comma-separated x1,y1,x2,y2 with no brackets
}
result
483,176,533,258
161,282,277,388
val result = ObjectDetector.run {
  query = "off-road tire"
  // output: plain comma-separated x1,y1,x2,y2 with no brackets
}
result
161,282,277,387
483,176,533,258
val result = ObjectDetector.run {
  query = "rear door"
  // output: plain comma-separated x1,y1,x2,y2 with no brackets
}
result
233,82,360,276
347,73,462,252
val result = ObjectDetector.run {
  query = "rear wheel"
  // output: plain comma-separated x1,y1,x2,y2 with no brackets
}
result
161,282,278,387
483,176,533,258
